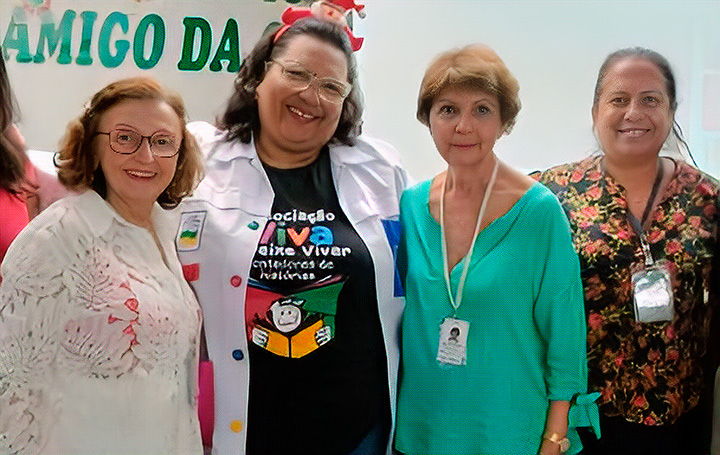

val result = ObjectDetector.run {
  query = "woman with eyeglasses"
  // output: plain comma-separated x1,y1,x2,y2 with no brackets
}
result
176,16,407,455
0,77,204,454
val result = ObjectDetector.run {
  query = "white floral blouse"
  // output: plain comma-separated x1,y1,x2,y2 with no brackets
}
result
0,191,202,455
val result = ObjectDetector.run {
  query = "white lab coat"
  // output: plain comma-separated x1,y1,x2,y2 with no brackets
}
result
176,121,408,454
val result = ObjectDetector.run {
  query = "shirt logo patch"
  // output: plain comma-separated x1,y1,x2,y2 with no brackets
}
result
177,211,207,251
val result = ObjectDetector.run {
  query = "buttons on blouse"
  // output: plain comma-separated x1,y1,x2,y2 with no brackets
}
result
230,275,242,287
230,420,243,433
232,349,244,361
248,221,260,230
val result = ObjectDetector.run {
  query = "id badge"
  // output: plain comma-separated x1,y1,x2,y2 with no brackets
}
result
437,318,470,366
631,261,674,323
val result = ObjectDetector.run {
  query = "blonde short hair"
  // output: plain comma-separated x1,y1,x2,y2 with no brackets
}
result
417,44,521,135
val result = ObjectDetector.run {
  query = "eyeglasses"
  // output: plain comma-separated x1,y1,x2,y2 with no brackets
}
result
95,129,180,158
266,60,351,104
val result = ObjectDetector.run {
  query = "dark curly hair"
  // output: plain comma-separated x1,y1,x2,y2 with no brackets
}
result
55,77,203,209
219,17,363,145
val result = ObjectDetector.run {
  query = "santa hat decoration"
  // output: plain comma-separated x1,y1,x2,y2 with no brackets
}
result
330,0,366,18
275,0,366,51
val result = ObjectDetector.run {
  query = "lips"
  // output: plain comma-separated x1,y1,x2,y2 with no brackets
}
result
287,105,317,120
125,169,157,179
618,128,650,138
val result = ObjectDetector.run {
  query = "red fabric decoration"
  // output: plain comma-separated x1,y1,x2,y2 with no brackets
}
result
274,0,366,52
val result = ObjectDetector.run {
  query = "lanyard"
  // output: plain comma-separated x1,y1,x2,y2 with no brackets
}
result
439,160,499,316
625,162,664,266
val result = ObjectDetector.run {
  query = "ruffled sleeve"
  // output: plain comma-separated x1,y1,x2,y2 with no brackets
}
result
530,189,587,402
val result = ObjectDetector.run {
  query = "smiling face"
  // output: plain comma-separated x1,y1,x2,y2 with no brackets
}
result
96,98,181,219
255,34,349,166
428,85,505,168
593,57,674,165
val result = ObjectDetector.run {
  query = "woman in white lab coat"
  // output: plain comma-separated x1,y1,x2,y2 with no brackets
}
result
177,17,407,455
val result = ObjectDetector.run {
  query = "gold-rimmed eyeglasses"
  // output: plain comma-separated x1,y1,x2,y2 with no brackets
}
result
95,129,180,158
266,60,351,104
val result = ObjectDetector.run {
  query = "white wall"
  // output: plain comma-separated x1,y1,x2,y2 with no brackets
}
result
3,0,719,181
357,0,720,180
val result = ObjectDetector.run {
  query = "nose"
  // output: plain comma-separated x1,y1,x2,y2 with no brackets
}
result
624,99,644,122
455,112,473,134
134,137,155,163
298,81,321,106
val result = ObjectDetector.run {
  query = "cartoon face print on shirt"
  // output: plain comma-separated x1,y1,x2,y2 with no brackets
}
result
247,280,341,358
270,296,304,333
245,212,348,359
245,203,353,358
244,149,374,359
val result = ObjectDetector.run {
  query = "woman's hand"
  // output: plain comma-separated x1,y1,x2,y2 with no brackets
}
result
538,400,570,454
538,437,563,455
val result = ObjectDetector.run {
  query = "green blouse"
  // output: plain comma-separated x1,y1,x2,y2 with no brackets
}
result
395,181,595,455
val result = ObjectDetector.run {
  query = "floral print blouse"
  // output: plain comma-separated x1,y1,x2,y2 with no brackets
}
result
0,191,202,454
537,155,720,426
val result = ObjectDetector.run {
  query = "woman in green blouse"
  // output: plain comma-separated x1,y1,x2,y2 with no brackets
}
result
395,44,597,455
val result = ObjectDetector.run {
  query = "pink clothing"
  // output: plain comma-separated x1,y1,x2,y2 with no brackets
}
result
0,188,29,264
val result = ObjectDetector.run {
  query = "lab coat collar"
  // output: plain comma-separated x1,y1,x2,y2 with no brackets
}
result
204,130,255,163
187,121,383,167
329,141,378,167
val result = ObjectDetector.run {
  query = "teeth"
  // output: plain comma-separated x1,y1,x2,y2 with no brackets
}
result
126,170,155,178
288,106,314,119
621,129,646,137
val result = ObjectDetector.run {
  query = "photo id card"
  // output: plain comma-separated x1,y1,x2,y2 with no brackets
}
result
632,262,674,323
437,317,470,366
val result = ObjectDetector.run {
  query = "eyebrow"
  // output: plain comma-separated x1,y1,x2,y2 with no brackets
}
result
112,124,176,135
435,97,498,107
605,89,664,97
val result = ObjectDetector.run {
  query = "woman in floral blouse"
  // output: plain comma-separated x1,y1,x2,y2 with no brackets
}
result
536,48,720,455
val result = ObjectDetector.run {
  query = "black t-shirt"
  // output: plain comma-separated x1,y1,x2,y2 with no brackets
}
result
245,148,389,454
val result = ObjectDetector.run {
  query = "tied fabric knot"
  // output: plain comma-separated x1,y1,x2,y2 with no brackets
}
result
567,391,601,454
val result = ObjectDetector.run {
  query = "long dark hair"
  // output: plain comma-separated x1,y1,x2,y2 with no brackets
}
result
218,17,363,145
0,52,25,192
